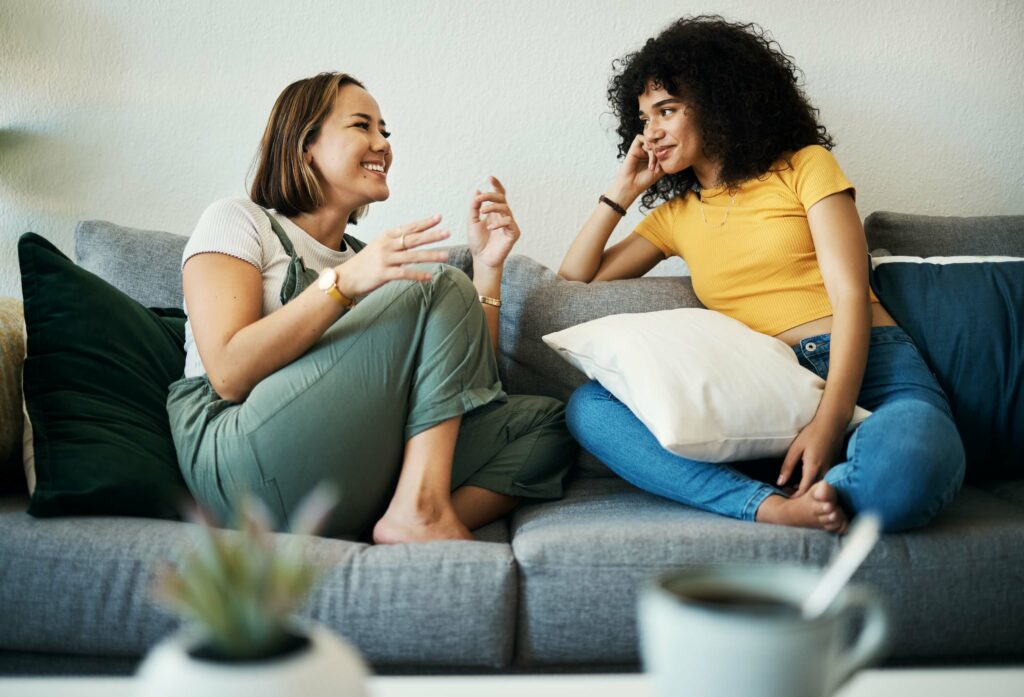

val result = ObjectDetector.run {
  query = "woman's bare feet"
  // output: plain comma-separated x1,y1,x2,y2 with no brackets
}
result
755,481,849,534
372,500,473,544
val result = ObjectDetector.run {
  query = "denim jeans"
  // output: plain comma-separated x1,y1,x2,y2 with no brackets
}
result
566,326,966,532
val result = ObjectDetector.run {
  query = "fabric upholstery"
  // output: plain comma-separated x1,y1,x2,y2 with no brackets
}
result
510,478,1024,666
0,299,25,493
19,233,190,518
864,212,1024,258
869,256,1024,479
0,505,515,667
75,220,190,310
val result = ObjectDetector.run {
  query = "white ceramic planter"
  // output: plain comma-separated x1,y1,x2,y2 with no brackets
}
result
136,624,368,697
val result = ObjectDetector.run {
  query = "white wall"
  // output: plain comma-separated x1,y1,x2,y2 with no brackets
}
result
2,0,1022,298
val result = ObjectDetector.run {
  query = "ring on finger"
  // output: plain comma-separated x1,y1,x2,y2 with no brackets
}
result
400,232,408,250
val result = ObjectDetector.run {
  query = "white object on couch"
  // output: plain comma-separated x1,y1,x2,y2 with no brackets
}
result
543,309,870,463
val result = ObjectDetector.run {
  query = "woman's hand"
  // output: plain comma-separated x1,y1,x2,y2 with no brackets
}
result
777,416,847,497
336,215,451,298
612,134,665,201
468,176,521,271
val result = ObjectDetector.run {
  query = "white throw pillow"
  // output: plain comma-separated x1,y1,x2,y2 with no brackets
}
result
543,309,870,463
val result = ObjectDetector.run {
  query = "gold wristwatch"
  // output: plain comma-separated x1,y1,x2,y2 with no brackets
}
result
317,268,355,308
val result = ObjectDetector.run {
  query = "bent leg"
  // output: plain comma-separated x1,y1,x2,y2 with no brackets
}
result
566,381,777,521
446,395,577,528
825,398,966,532
180,264,503,538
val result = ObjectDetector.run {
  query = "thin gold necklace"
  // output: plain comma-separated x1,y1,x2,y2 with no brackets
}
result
699,188,740,228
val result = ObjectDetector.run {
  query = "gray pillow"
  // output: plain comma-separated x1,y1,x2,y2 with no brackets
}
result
864,212,1024,258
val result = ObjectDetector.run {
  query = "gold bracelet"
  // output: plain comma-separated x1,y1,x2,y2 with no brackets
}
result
478,295,502,308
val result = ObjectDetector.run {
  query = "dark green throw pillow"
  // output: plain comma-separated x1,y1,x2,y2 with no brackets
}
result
19,232,189,518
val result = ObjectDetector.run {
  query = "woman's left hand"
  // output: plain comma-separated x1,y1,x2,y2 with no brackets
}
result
777,416,847,496
468,176,521,271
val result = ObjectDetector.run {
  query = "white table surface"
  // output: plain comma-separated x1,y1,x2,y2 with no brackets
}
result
1,669,1022,697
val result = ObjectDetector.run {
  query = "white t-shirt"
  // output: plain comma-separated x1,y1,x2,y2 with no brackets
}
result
181,197,356,378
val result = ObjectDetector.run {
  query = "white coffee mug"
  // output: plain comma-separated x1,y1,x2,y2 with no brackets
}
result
639,565,888,697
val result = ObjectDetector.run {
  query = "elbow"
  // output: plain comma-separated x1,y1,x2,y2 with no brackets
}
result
206,367,252,403
557,266,594,283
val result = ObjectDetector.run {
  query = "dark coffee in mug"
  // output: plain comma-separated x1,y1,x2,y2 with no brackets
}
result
680,588,803,617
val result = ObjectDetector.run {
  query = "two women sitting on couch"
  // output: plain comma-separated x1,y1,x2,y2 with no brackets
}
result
169,15,965,542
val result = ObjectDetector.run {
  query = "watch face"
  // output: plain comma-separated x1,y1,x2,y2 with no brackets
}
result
318,268,337,291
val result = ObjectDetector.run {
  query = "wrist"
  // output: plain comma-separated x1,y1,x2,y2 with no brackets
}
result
332,265,357,302
604,182,641,209
472,268,501,297
814,402,854,430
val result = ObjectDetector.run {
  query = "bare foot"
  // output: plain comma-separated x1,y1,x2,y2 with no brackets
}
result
372,501,473,544
755,481,849,534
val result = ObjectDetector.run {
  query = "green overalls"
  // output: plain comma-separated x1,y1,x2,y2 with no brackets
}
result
166,210,574,538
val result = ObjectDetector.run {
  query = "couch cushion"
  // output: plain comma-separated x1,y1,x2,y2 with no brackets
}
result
0,506,516,668
864,212,1024,258
543,308,869,462
510,478,1024,666
19,233,191,518
869,256,1024,480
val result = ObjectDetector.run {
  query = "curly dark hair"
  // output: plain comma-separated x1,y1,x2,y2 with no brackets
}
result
609,15,835,211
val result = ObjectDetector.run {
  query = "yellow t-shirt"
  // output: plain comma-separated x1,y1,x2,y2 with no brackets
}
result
634,145,876,336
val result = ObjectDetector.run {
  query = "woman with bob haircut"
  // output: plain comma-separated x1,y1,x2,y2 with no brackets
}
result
167,72,574,542
559,16,965,533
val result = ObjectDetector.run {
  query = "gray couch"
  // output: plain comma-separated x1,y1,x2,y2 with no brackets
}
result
1,212,1023,675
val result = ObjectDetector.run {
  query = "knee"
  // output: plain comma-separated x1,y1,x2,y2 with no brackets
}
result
426,263,475,296
566,381,613,440
848,401,966,532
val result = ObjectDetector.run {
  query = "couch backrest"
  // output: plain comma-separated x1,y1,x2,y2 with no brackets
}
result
864,212,1024,257
76,211,1024,478
77,211,1024,398
74,219,474,310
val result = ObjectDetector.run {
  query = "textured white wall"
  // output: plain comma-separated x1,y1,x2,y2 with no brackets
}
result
2,0,1022,298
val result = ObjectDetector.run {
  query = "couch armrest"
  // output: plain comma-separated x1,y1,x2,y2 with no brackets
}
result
0,298,26,488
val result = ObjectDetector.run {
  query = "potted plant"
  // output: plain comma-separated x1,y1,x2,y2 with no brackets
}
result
136,487,367,697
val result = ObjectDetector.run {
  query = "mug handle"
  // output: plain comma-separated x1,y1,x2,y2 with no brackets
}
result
830,586,889,691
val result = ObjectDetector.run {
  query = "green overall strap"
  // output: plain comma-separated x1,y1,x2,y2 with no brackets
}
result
259,209,366,305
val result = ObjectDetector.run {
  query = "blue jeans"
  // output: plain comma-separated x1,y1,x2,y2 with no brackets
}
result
566,327,966,532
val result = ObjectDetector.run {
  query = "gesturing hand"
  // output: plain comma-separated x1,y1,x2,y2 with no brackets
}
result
335,215,451,299
777,416,846,497
468,176,521,271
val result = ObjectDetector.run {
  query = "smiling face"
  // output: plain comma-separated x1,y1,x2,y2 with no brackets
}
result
638,82,713,180
304,84,393,211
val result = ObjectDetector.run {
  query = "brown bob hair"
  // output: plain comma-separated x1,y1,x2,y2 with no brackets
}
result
250,72,368,224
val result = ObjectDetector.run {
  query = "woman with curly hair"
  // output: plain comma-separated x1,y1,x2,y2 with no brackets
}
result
559,16,965,533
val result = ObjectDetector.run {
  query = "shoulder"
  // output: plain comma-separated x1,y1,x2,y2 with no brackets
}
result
788,144,843,173
186,198,274,269
773,145,854,207
196,197,270,229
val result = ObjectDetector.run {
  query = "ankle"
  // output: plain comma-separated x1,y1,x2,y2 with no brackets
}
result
755,494,788,523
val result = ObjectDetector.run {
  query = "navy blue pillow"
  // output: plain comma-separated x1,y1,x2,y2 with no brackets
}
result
869,256,1024,480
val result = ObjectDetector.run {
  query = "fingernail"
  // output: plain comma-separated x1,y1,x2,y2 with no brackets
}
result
777,477,784,485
